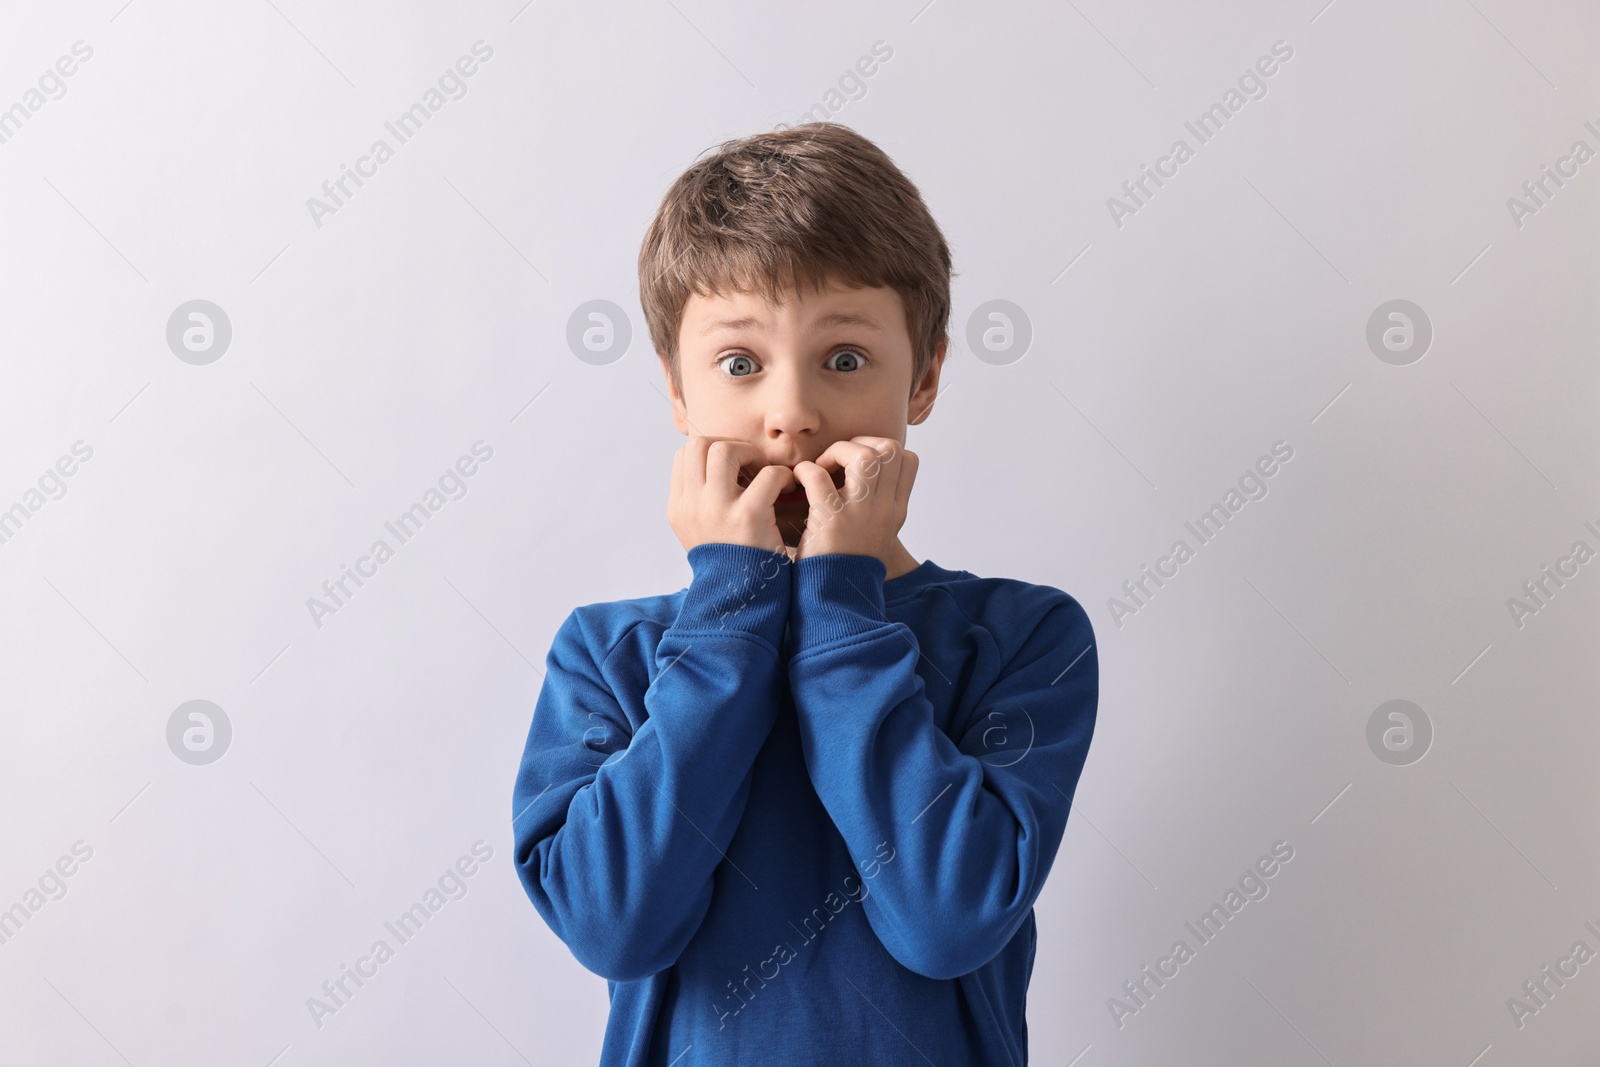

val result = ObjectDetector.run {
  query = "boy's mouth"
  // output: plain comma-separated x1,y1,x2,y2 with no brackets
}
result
737,462,846,497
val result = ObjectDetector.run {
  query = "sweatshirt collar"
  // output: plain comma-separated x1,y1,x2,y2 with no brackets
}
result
883,558,961,601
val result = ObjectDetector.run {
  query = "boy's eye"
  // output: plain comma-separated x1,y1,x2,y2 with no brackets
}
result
826,349,867,372
717,353,758,378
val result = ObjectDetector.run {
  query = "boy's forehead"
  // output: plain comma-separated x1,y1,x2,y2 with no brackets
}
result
682,281,905,337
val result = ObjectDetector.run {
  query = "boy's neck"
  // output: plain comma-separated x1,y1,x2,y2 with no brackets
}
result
884,538,922,581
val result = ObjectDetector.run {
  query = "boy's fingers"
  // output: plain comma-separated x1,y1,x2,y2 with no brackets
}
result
855,437,911,502
814,440,881,502
685,435,713,486
791,461,841,508
686,436,750,491
743,463,796,506
893,447,919,508
704,439,765,493
849,435,900,461
811,439,864,479
851,436,908,502
849,436,901,485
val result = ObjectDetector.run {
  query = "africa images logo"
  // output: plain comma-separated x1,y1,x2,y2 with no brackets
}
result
305,41,494,229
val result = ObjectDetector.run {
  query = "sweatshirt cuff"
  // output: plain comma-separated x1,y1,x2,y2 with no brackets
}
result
674,543,793,648
789,552,889,650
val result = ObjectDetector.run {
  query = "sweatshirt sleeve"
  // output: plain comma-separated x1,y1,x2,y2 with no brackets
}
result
785,553,1098,981
511,542,792,982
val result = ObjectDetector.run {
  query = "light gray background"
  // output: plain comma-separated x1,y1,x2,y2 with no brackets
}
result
2,1,1597,1064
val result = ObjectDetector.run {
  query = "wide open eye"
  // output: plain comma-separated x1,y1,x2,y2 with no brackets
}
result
827,349,868,372
717,353,758,377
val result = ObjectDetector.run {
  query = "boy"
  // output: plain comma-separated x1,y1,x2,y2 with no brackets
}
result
512,122,1098,1066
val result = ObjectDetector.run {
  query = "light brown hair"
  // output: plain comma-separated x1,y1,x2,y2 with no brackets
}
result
638,122,955,399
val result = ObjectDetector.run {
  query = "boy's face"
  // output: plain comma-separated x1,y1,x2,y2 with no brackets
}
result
660,276,946,543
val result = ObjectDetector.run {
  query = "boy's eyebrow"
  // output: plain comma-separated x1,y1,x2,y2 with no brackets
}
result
698,310,884,335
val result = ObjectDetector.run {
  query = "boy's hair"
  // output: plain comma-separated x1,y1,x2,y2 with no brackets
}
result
638,122,955,399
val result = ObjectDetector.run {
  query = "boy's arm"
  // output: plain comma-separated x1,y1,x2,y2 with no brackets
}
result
785,553,1098,981
511,543,790,982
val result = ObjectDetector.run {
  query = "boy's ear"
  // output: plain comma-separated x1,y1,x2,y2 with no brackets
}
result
658,351,690,435
907,336,948,427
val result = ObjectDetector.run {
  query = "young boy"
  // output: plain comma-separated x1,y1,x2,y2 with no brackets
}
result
512,122,1098,1066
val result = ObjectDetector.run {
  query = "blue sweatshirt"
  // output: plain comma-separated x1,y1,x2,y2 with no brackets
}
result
512,543,1098,1066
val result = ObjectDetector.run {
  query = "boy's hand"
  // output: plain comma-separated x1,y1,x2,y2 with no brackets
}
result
790,437,918,567
667,436,798,555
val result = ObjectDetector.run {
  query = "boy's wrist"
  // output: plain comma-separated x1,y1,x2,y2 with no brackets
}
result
674,542,793,646
789,552,888,650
